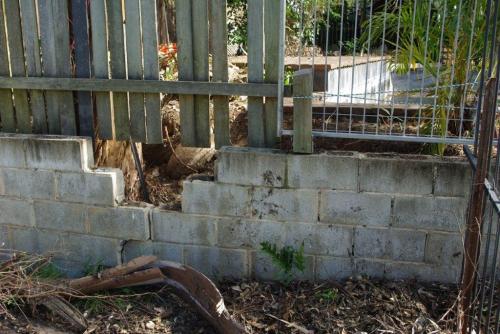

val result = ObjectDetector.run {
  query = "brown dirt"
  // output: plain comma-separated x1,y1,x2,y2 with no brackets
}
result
0,278,462,334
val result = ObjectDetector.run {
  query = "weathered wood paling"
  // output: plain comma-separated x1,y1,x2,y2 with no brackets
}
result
293,69,313,154
264,0,281,148
90,0,113,140
175,0,196,147
125,0,146,142
247,0,265,148
107,0,130,140
39,1,76,135
210,0,230,149
4,0,31,133
0,0,15,132
191,0,210,148
71,0,94,138
141,0,163,144
19,0,46,134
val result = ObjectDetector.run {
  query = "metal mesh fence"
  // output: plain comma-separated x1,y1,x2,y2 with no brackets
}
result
282,0,498,145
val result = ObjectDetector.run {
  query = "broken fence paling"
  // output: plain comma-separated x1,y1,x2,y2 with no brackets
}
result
0,0,307,152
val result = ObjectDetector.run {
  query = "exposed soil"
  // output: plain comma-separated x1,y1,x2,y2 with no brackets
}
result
0,278,461,334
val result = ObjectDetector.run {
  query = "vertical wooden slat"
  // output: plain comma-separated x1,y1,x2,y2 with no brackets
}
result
141,0,163,144
107,0,130,140
90,0,113,139
175,0,196,146
191,0,210,147
39,1,76,135
125,0,146,142
293,69,313,153
210,0,230,148
264,0,280,148
0,1,15,132
247,0,265,147
4,0,31,133
71,0,94,138
19,0,46,134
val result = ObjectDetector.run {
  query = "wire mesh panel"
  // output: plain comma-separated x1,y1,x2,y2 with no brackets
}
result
283,0,498,145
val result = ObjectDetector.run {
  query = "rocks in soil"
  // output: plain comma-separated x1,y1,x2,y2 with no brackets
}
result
165,145,215,179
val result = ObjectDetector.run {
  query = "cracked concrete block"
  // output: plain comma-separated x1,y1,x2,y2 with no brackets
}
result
216,147,286,187
319,190,391,226
152,210,217,246
393,195,466,232
287,223,353,257
315,256,353,280
251,188,318,222
88,206,149,240
359,156,433,194
0,168,55,200
288,152,358,190
184,245,248,279
182,181,251,217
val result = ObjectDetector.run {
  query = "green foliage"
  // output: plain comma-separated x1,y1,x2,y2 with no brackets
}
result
316,288,339,303
34,262,63,280
83,260,105,276
260,241,305,284
284,66,295,85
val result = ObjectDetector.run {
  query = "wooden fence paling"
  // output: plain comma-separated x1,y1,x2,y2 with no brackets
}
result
175,0,196,147
247,0,265,147
191,0,210,148
39,1,76,135
4,0,31,133
71,0,93,138
264,0,280,147
210,0,230,149
90,0,113,139
141,0,163,144
107,0,130,140
125,0,146,142
293,69,313,153
0,1,15,132
19,0,46,134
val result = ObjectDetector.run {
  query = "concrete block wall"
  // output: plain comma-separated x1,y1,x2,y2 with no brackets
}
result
1,135,492,283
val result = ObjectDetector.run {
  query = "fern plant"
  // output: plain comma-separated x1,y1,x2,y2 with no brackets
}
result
260,241,305,284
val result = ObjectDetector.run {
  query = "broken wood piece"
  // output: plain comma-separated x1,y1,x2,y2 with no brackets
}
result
40,297,87,332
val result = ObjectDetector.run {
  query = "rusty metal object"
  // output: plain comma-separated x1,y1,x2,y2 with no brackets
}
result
460,78,498,334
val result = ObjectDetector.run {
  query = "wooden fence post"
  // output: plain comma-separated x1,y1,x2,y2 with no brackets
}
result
293,69,313,154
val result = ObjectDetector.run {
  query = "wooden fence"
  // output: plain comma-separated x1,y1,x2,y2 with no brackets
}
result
0,0,289,149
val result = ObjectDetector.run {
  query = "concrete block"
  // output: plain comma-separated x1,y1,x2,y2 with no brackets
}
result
56,170,125,206
9,227,41,254
354,258,386,278
0,135,27,168
425,232,464,267
25,136,94,171
434,161,471,197
315,256,353,280
34,201,86,233
389,229,427,262
359,157,433,194
64,233,121,267
252,251,314,281
393,195,466,232
354,227,389,259
0,225,11,249
0,168,55,200
123,240,183,264
319,191,391,227
152,210,217,246
0,198,33,227
88,206,149,240
287,152,358,190
216,147,286,187
287,223,353,257
182,181,251,217
184,245,248,279
385,261,460,283
251,188,318,222
217,219,287,249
